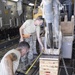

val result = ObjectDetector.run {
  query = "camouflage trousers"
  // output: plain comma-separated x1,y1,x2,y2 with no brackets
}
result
21,34,37,64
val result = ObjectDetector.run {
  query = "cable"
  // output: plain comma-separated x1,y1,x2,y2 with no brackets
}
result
25,50,44,75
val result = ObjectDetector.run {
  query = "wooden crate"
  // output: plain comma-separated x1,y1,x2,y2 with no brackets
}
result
60,16,74,36
39,56,59,75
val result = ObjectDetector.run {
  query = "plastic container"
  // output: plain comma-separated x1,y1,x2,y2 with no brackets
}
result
61,36,74,59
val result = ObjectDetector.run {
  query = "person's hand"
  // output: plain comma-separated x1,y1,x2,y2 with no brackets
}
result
20,37,23,42
42,46,45,52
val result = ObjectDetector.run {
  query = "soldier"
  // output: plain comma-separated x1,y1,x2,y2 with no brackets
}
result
0,41,30,75
19,16,44,63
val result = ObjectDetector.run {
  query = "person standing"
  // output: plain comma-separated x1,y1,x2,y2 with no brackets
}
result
19,16,44,63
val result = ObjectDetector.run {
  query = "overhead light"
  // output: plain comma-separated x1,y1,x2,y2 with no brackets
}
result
29,3,34,6
12,0,18,2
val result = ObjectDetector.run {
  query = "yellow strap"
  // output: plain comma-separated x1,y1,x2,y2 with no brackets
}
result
25,50,44,74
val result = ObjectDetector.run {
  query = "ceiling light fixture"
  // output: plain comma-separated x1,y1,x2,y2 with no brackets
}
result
29,3,34,6
12,0,18,2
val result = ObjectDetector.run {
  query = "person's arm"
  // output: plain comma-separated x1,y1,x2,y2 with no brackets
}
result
19,21,28,42
4,53,17,75
36,27,44,50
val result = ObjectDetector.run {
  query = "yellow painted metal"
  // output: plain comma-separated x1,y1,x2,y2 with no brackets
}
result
33,8,42,19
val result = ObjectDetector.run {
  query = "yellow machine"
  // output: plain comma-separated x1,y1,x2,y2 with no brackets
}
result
33,7,42,19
